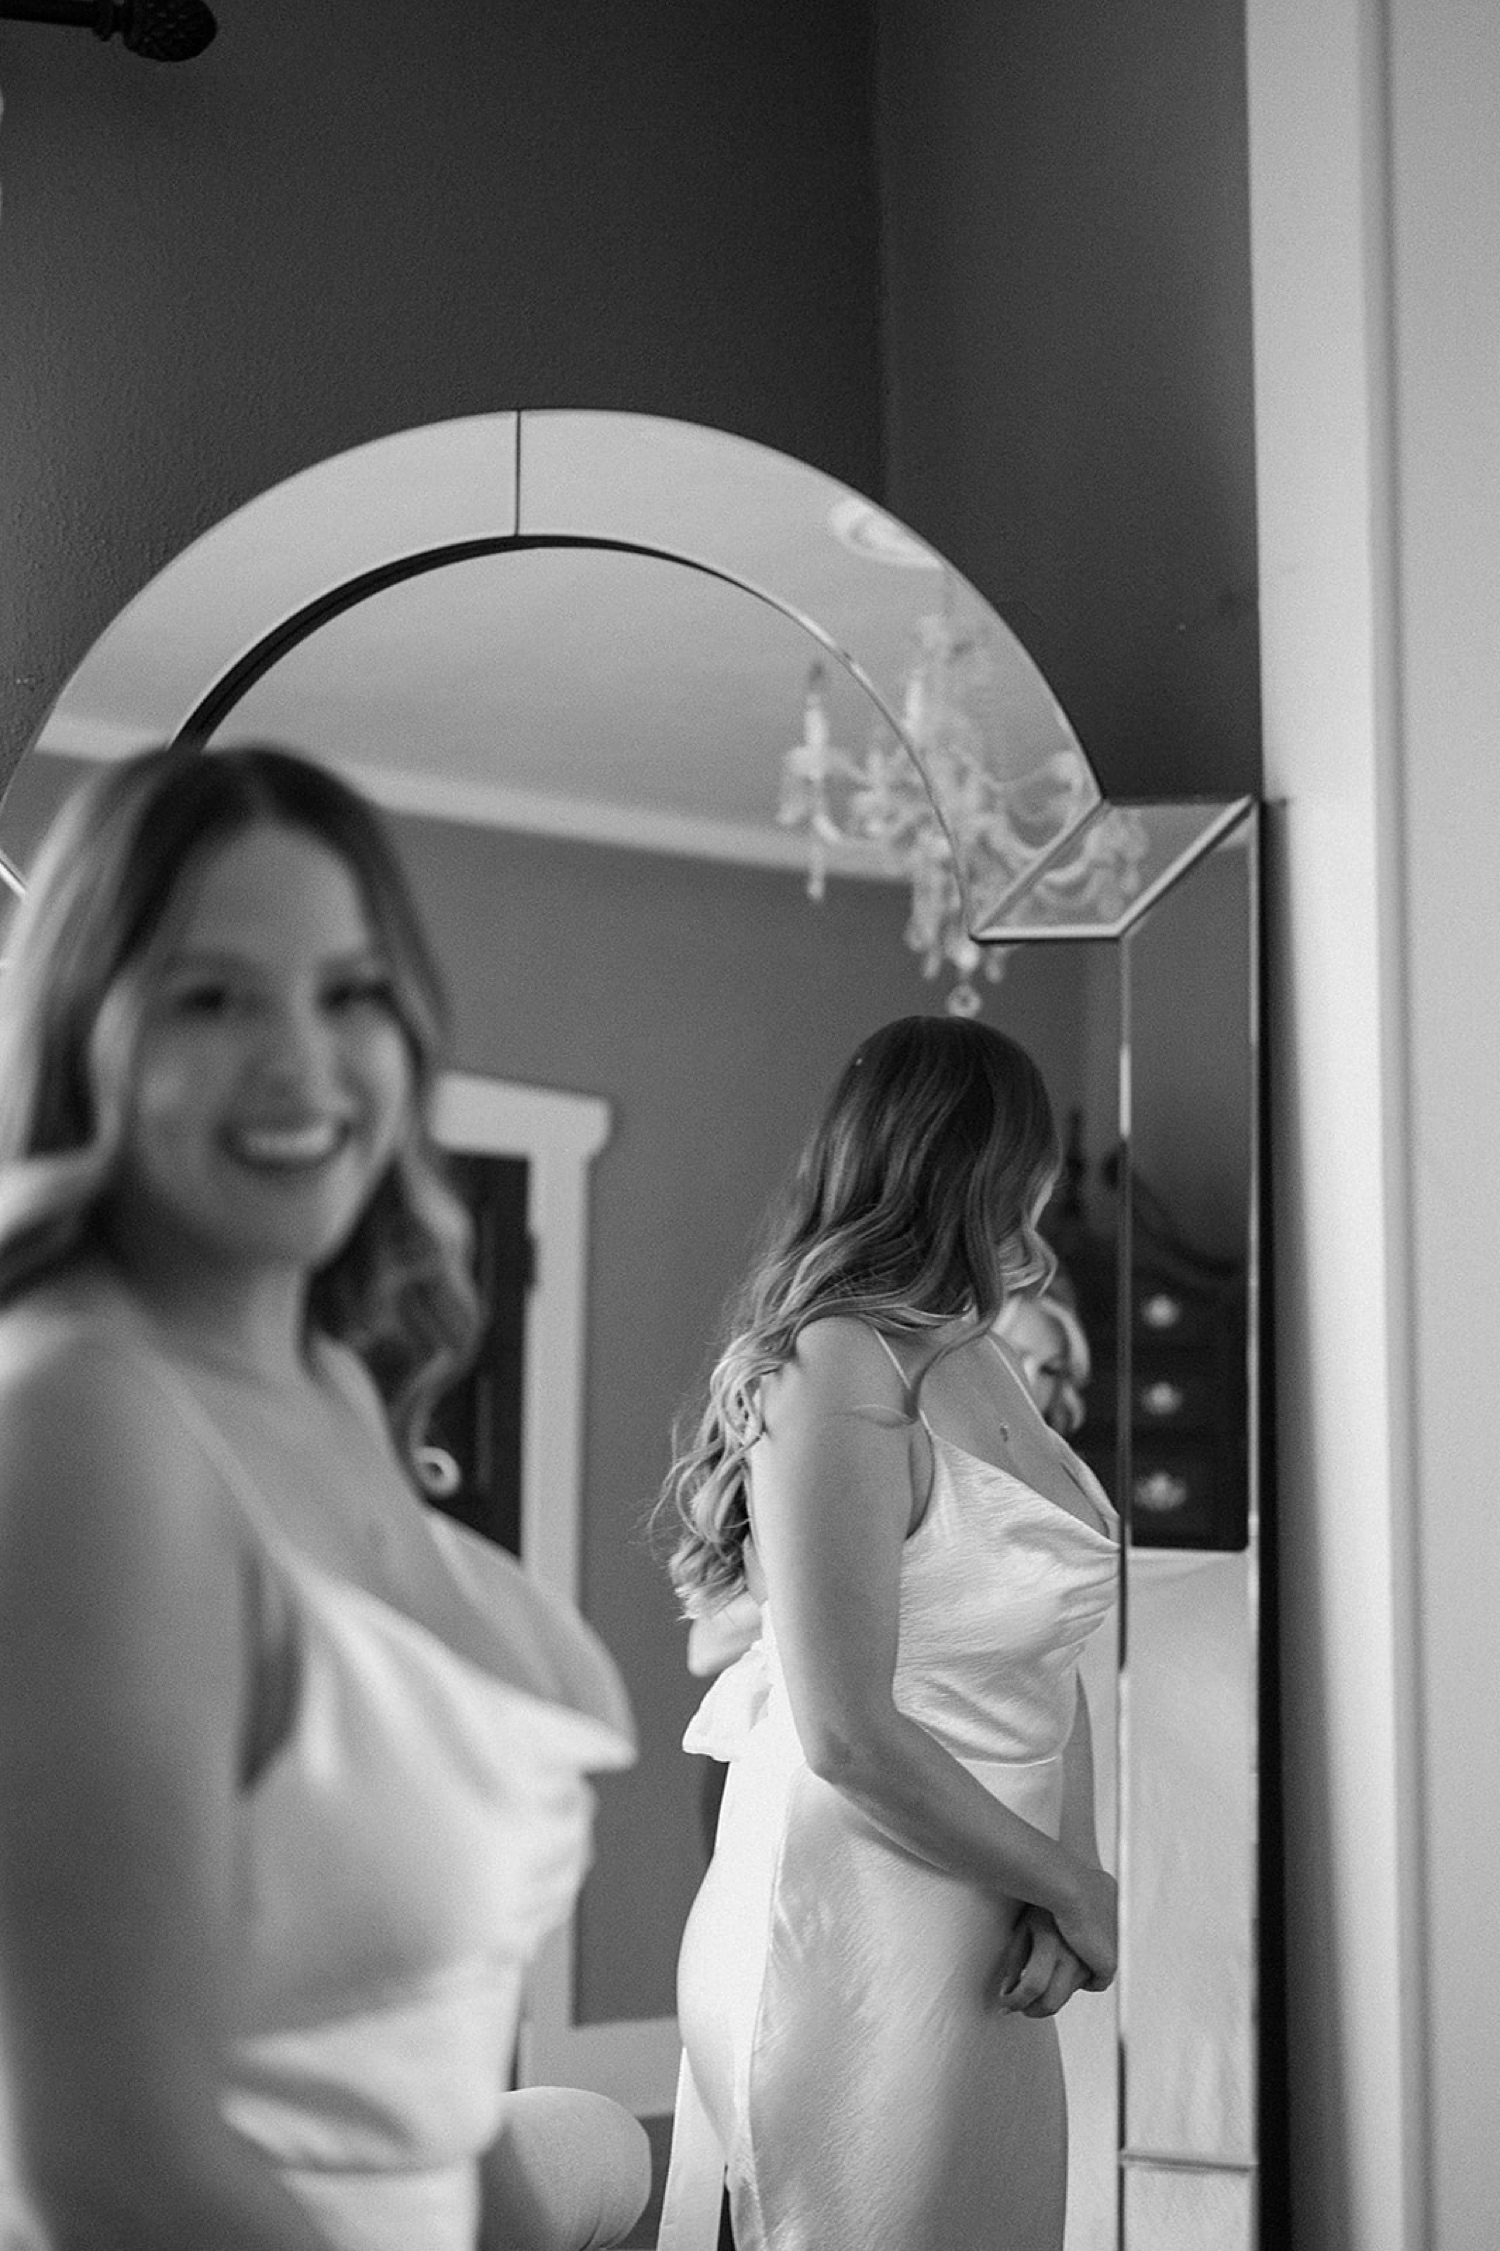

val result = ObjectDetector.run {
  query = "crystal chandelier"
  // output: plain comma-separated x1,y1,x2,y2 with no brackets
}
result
777,613,1150,1015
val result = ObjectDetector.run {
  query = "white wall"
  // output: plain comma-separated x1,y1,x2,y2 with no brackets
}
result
1248,0,1500,2243
1386,5,1500,2241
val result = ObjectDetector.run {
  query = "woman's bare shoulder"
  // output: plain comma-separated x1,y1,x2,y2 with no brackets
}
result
762,1316,916,1429
0,1286,151,1410
0,1293,228,1561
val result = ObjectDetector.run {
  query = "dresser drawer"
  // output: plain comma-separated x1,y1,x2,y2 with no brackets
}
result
1133,1284,1215,1347
1127,1436,1247,1551
1077,1355,1216,1435
1130,1358,1216,1430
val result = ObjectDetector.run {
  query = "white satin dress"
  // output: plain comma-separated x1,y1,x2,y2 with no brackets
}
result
0,1342,635,2251
660,1356,1118,2251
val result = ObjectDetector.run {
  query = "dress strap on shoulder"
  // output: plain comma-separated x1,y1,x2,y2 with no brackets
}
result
109,1340,297,1563
866,1326,933,1431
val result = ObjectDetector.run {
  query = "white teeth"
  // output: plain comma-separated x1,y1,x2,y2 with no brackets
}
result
231,1122,344,1165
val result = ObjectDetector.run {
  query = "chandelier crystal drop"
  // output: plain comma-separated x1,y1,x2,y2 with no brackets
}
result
777,612,1149,1016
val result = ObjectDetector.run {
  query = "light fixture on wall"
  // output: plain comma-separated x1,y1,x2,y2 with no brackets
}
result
1,5,216,234
777,614,1151,1015
0,1,217,62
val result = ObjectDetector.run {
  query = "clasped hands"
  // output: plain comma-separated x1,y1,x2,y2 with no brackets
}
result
986,1866,1117,2019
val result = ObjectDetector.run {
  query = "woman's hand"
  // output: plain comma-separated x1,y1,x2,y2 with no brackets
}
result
1053,1858,1119,1991
987,1905,1095,2017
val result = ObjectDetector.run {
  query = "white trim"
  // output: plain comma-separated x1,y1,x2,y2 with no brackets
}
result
1246,2,1419,2240
429,1075,678,2112
31,718,905,884
431,1073,610,1600
349,765,904,881
430,1074,685,2108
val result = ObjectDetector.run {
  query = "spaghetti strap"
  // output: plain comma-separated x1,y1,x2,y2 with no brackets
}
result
104,1336,302,1565
866,1326,933,1431
985,1325,1039,1410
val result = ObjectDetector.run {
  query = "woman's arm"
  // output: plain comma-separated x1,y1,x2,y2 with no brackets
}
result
748,1320,1116,1983
0,1334,332,2249
991,1682,1110,2015
1058,1676,1102,1868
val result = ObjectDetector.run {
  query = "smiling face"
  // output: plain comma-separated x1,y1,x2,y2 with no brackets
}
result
107,823,413,1289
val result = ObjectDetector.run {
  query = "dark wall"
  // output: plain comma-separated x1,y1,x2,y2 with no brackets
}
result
0,0,1259,811
876,0,1260,798
0,0,883,787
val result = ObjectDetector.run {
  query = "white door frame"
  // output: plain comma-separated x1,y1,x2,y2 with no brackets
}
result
430,1071,679,2110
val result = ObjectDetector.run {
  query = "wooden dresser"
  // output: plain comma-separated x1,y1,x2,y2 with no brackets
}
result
1054,1186,1249,1553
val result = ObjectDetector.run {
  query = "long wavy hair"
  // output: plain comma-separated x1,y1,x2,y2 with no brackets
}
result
0,742,480,1465
661,1014,1060,1613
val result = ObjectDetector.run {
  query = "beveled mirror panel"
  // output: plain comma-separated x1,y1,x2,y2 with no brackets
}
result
1119,819,1259,2242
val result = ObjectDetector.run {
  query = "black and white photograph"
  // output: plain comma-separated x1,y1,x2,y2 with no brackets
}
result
0,7,1490,2249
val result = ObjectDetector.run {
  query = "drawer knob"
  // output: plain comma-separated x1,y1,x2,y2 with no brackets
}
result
1140,1291,1184,1331
1139,1379,1186,1418
1134,1469,1190,1514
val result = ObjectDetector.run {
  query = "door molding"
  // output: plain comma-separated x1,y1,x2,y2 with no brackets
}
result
431,1072,678,2109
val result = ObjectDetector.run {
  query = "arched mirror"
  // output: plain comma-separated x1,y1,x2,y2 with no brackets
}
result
4,411,1264,2250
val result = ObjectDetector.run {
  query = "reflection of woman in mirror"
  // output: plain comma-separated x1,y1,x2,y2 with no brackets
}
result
993,1280,1091,1438
0,747,649,2251
657,1017,1119,2251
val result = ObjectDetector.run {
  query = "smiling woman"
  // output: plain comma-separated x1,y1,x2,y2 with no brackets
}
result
112,825,415,1334
0,744,651,2251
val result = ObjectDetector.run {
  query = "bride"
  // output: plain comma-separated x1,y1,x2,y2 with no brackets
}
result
658,1014,1118,2251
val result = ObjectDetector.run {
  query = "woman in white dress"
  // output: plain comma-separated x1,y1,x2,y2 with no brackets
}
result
0,745,649,2250
658,1016,1119,2251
